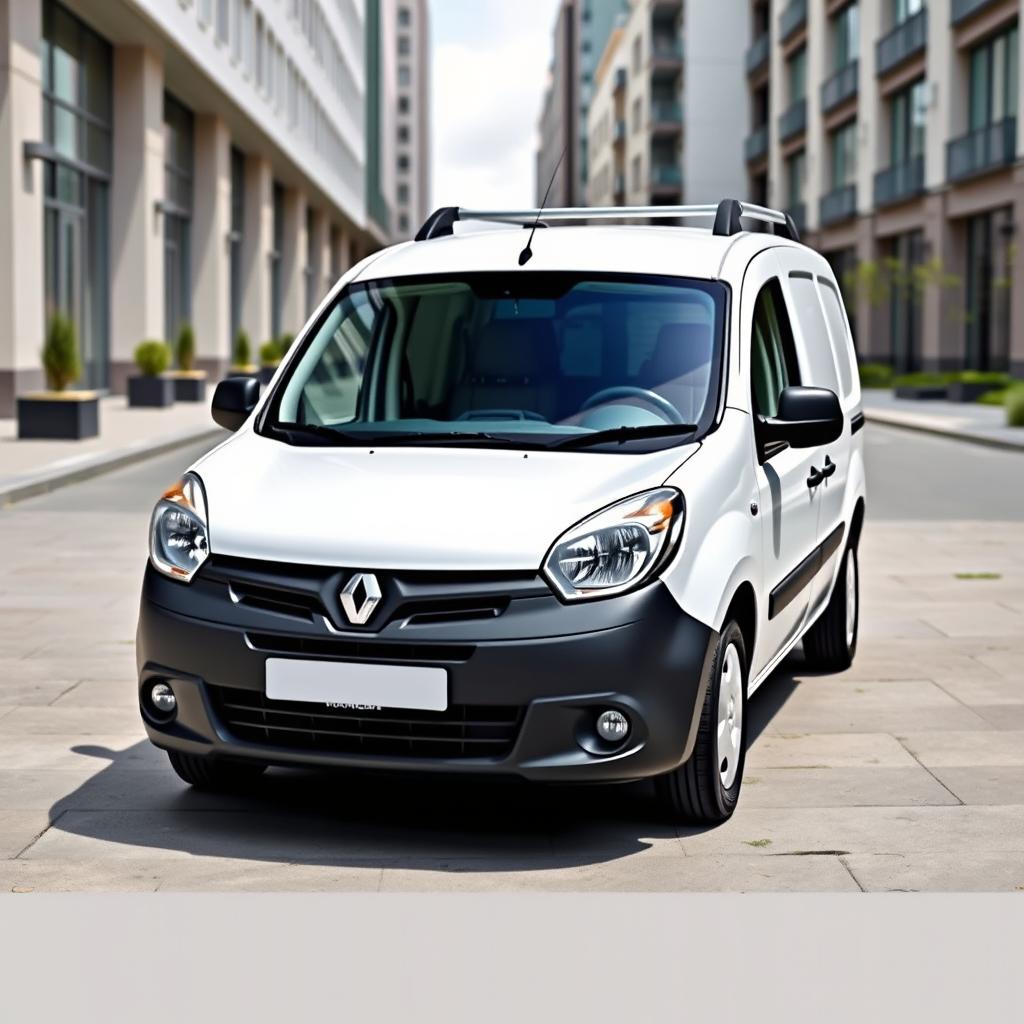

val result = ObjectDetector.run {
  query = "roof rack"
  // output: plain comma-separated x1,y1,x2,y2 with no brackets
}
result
414,198,800,244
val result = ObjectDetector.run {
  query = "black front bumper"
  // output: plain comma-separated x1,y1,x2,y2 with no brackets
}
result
136,559,716,782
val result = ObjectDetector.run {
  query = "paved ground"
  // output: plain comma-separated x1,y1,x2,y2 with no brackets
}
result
0,425,1022,891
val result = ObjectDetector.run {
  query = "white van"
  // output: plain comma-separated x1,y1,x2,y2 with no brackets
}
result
138,200,866,824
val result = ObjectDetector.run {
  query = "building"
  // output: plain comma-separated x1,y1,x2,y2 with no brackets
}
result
536,0,630,205
744,0,1024,376
385,0,430,239
586,0,749,209
0,0,384,416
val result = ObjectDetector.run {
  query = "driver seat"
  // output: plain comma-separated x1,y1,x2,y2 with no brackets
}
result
450,319,560,420
637,323,713,424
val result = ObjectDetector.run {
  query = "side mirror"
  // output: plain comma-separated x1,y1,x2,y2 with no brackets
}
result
760,386,843,450
212,376,261,432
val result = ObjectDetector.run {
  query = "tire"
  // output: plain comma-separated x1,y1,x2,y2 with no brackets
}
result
803,543,859,672
167,750,267,791
656,620,747,825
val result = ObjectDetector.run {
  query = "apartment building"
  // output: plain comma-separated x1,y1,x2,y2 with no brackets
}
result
586,0,748,209
745,0,1024,375
0,0,384,415
536,0,630,205
386,0,430,239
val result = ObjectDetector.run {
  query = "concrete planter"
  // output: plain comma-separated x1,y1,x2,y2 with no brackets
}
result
167,371,208,403
258,364,280,386
17,392,100,440
946,381,997,403
128,375,175,408
894,385,947,400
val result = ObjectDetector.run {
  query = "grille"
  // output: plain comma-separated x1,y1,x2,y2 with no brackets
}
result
245,632,474,663
209,686,523,759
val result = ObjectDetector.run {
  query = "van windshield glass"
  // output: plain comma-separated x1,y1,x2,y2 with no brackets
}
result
263,272,728,451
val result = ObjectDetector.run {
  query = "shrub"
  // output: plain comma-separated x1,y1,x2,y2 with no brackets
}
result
41,312,81,392
176,323,196,372
977,388,1008,407
891,371,955,388
1006,385,1024,428
259,339,282,366
233,329,251,368
134,340,171,377
278,332,294,354
955,370,1011,387
858,362,893,389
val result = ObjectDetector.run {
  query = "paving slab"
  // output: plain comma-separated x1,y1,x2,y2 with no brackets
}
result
897,731,1024,767
843,851,1024,892
928,767,1024,806
739,767,958,808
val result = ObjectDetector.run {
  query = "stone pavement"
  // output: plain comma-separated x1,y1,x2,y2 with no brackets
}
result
0,394,222,504
0,437,1022,892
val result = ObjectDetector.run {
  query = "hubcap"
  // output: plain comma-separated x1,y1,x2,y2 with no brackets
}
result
716,643,743,790
845,552,857,648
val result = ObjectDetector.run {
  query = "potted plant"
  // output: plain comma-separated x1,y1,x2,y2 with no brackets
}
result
891,371,951,401
229,329,258,377
166,323,207,402
128,340,174,407
258,338,283,385
17,313,100,440
946,370,1011,403
1006,385,1024,428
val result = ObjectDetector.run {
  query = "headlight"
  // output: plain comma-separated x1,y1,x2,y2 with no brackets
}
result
542,488,684,601
149,472,210,582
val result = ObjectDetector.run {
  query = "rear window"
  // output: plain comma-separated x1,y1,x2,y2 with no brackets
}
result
787,275,840,395
818,279,856,398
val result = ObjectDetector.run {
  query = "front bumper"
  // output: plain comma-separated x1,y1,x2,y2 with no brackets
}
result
136,560,717,782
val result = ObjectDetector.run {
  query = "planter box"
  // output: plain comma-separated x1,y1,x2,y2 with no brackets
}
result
227,365,260,381
168,371,207,403
17,392,100,440
128,375,175,408
258,364,279,386
946,381,998,403
894,385,947,400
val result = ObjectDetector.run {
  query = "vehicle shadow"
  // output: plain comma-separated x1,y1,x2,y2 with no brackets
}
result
44,655,805,874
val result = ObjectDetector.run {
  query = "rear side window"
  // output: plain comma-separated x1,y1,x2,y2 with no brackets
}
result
818,280,856,398
787,275,840,395
750,279,801,418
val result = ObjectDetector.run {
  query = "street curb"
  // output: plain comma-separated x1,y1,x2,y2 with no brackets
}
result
0,427,225,507
864,409,1024,454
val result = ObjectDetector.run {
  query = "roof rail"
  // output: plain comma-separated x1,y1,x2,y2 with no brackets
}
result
414,198,800,243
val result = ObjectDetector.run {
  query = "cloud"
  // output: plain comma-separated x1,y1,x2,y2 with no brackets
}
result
431,3,560,209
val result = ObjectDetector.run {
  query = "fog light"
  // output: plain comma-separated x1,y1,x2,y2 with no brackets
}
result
150,683,177,715
596,709,629,743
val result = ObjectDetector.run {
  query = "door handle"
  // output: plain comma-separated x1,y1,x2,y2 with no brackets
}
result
822,456,837,479
807,466,824,489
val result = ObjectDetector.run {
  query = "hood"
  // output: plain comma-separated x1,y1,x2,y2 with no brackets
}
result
193,431,698,572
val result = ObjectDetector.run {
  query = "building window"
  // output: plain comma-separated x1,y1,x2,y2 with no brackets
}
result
398,6,411,27
885,231,925,372
198,0,213,28
398,214,409,235
216,0,228,43
631,155,641,192
398,35,410,56
397,153,410,173
787,46,807,103
398,95,410,114
889,78,927,164
397,183,410,205
398,65,411,86
965,210,1013,371
163,93,194,344
785,149,806,209
397,124,410,144
968,24,1019,131
304,207,316,317
229,147,244,348
40,0,112,390
631,97,641,133
829,119,857,189
892,0,923,27
632,36,641,73
832,2,859,70
270,182,284,338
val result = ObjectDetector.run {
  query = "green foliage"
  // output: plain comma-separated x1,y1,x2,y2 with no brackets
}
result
233,329,251,367
977,389,1008,406
1006,385,1024,428
277,332,294,353
134,340,171,377
259,339,282,366
176,323,196,372
891,371,954,388
41,312,81,392
956,370,1011,386
858,362,893,389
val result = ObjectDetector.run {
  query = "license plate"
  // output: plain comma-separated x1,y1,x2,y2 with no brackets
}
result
265,659,448,712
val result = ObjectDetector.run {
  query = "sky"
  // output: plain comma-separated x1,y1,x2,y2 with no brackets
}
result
430,0,562,211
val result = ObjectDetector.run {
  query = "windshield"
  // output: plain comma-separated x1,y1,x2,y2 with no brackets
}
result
261,272,728,451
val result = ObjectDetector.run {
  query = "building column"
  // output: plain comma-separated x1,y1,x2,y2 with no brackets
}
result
0,0,45,416
920,193,959,372
1010,168,1024,378
280,187,307,336
311,207,331,303
240,154,272,351
109,46,164,394
191,114,231,378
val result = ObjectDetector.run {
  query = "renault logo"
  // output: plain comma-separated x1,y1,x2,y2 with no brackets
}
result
339,572,382,625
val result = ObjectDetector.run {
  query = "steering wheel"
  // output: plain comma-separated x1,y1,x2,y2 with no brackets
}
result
578,386,684,425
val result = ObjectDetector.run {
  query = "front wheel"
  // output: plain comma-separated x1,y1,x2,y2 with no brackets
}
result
656,621,747,825
167,750,267,791
803,543,859,672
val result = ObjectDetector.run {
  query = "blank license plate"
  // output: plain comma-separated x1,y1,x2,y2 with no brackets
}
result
265,659,448,712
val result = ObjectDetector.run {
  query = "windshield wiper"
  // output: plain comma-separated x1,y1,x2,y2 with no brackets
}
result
553,423,698,450
271,423,550,449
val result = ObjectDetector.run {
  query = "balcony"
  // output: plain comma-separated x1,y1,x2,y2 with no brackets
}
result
745,124,769,163
779,0,807,43
650,99,683,132
651,36,684,68
778,98,807,142
746,32,770,77
951,0,1003,26
613,119,627,145
946,118,1017,182
650,164,683,192
873,155,925,208
820,184,857,226
821,60,859,113
613,67,627,94
876,8,927,76
785,203,807,234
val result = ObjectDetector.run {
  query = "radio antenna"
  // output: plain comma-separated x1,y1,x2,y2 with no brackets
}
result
519,145,566,267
